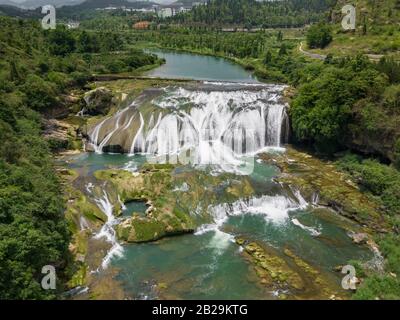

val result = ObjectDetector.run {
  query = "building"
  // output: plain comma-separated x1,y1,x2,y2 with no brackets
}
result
66,21,80,29
133,21,151,30
158,7,173,18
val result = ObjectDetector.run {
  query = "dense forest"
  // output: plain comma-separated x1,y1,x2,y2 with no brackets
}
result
172,0,335,28
0,16,159,299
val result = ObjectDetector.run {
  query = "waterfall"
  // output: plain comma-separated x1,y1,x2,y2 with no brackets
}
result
129,112,144,154
87,84,289,161
89,118,107,153
205,193,308,226
93,191,124,270
195,191,310,234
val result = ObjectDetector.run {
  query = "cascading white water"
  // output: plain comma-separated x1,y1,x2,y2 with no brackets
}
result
87,85,289,160
207,193,308,226
195,189,314,250
93,191,124,269
90,118,107,153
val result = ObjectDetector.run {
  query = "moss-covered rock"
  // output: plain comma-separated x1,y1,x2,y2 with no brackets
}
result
95,165,195,243
236,237,345,299
239,239,304,291
260,146,388,232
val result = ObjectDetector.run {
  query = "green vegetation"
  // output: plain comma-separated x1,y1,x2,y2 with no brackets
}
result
337,154,400,299
0,15,160,299
290,55,391,154
306,23,332,49
0,96,70,299
173,0,333,28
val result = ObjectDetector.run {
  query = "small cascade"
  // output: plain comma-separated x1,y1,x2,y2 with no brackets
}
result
79,216,90,231
311,192,320,206
194,190,311,255
291,218,321,237
93,191,124,269
206,193,307,225
118,195,127,211
129,112,144,154
89,118,108,153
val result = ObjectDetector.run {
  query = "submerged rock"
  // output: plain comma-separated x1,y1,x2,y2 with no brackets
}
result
241,240,304,291
236,237,345,299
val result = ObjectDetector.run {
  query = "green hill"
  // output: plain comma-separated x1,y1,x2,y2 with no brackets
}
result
332,0,400,25
173,0,335,28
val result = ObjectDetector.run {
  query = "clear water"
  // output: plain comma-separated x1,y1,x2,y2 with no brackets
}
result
66,153,146,175
146,49,258,82
123,201,149,217
110,156,371,300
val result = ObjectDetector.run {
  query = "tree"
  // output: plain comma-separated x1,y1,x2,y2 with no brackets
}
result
362,15,367,35
264,50,272,65
47,27,76,57
276,30,283,42
9,60,21,82
77,31,99,53
279,43,287,56
306,23,332,49
22,75,58,111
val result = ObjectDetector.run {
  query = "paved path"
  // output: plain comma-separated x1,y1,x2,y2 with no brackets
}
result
299,42,327,60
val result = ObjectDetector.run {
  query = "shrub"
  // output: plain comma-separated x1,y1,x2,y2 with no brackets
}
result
306,23,333,49
22,74,58,111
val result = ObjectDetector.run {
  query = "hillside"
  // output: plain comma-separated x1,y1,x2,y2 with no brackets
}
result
56,0,159,17
303,0,400,58
16,0,84,9
0,15,162,299
332,0,400,25
172,0,335,28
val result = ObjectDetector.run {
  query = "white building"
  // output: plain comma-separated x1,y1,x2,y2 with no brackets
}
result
66,21,80,29
158,7,173,18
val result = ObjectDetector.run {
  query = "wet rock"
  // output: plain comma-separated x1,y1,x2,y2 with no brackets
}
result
241,240,304,291
349,232,369,244
83,87,113,116
43,119,79,151
334,265,344,272
261,146,388,233
95,166,195,243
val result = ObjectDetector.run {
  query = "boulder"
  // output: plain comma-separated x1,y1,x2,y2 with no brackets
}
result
83,87,113,115
349,232,369,245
